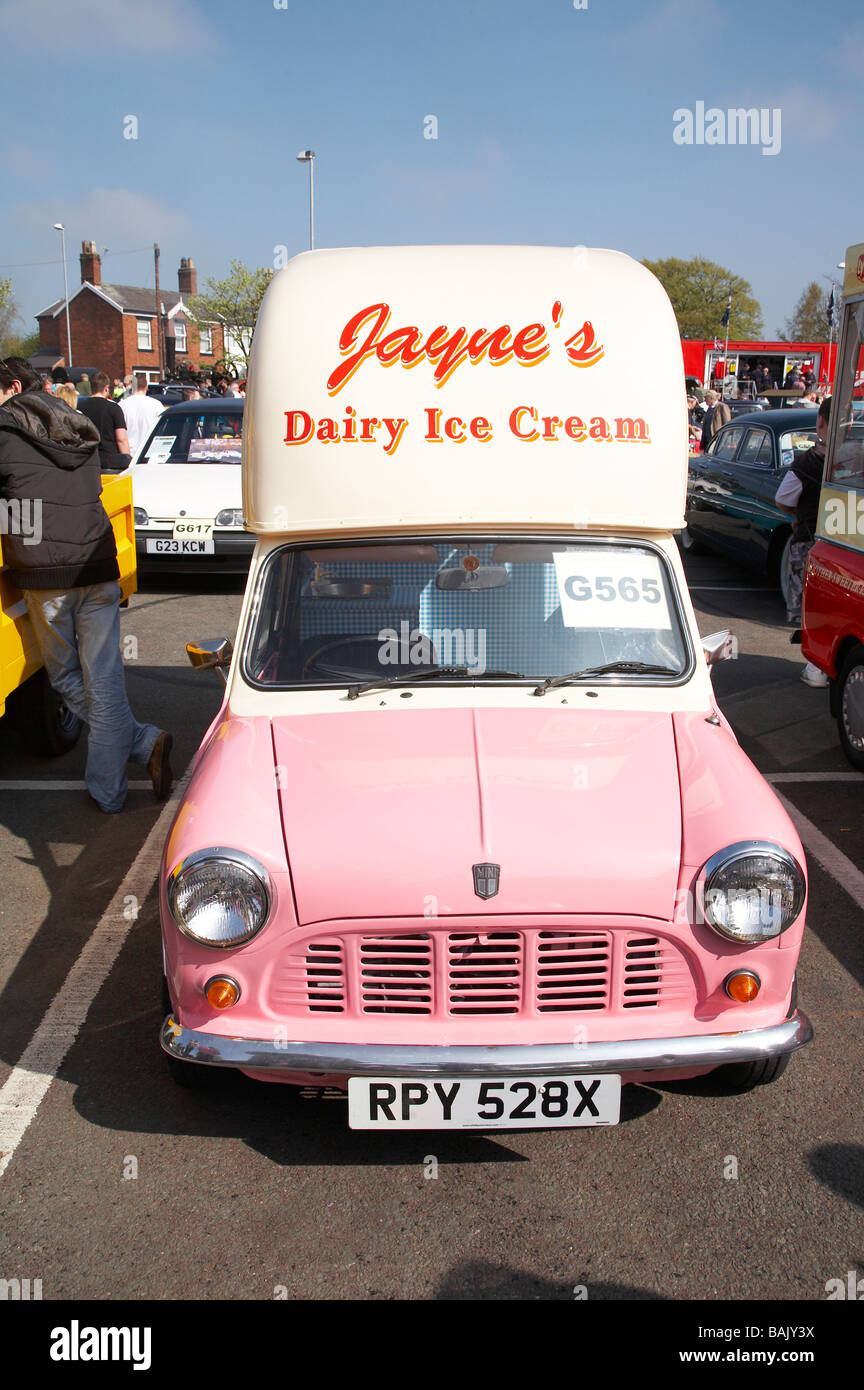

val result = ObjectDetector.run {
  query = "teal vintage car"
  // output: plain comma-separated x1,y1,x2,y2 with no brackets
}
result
682,408,818,606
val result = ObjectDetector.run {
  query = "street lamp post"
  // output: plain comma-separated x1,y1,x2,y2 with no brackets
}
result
53,222,72,369
296,150,316,250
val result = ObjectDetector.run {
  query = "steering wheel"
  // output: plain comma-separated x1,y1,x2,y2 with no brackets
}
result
301,636,384,680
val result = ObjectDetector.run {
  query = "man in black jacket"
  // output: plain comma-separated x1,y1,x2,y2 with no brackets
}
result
775,396,831,687
0,357,172,810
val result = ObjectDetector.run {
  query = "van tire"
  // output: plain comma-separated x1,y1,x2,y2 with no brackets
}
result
836,643,864,772
9,669,83,756
710,1052,790,1093
678,526,707,555
769,529,793,609
161,979,227,1091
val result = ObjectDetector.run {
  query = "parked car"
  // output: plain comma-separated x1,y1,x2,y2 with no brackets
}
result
130,398,254,573
145,383,205,407
682,409,819,605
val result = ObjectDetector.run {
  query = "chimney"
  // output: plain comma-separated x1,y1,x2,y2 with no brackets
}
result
178,256,197,297
80,239,101,286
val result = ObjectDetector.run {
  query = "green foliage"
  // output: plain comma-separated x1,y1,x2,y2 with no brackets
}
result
0,278,23,356
642,256,764,340
187,260,274,372
3,331,41,360
778,281,829,342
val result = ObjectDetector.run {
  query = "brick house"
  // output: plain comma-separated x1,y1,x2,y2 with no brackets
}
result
33,242,228,383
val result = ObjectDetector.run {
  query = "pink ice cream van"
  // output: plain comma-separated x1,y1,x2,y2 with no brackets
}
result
159,246,812,1129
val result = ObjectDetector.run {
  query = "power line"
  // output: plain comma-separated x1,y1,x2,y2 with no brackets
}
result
0,245,154,270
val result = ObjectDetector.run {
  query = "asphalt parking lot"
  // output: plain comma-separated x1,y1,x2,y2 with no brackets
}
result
0,551,862,1305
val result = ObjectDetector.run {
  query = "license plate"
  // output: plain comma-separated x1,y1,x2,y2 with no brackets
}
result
145,538,215,555
172,519,213,540
347,1074,621,1130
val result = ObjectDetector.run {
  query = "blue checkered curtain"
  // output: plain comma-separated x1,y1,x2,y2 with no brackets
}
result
296,544,666,674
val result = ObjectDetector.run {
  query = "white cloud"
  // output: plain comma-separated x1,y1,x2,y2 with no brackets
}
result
0,0,221,55
621,0,727,49
766,87,842,144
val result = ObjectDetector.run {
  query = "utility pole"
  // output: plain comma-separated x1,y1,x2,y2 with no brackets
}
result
154,242,164,380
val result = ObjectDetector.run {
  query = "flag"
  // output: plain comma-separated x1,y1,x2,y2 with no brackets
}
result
720,292,732,329
827,287,836,333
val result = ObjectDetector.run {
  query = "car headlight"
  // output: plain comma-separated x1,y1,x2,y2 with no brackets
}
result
167,848,272,947
133,507,149,526
215,508,244,527
698,841,805,944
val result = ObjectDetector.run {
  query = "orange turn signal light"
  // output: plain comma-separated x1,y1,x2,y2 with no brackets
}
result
204,977,240,1009
724,970,760,1003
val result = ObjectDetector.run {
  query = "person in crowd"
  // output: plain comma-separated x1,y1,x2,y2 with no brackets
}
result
0,357,172,811
700,390,731,450
686,395,702,450
784,364,804,392
180,387,200,401
121,373,164,458
55,381,80,410
77,371,131,472
112,378,126,400
77,373,91,397
775,396,832,686
41,374,55,395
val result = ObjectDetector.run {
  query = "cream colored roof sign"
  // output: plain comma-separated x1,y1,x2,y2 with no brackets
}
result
242,246,687,536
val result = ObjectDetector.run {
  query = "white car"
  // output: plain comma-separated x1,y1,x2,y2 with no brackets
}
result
130,398,253,573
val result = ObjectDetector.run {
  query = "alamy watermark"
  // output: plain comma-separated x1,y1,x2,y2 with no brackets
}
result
673,102,781,157
378,622,487,674
0,497,42,546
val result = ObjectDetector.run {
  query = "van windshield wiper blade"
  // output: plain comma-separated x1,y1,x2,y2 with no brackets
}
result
347,667,525,700
533,661,676,695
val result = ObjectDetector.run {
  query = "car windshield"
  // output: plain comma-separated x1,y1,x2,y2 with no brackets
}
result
244,538,691,687
778,428,817,469
136,409,243,464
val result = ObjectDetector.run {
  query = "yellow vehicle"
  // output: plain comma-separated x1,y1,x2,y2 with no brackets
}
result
0,472,137,754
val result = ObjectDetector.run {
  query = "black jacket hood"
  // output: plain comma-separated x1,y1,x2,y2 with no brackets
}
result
0,391,100,469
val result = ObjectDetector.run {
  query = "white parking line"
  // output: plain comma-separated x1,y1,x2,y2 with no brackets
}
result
767,772,863,783
0,767,189,1181
0,781,153,791
775,791,864,911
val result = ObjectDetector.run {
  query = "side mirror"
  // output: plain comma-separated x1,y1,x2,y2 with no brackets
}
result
187,637,233,683
701,630,737,666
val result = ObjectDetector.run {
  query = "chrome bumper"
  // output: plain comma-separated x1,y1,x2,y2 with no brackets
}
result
160,1010,812,1078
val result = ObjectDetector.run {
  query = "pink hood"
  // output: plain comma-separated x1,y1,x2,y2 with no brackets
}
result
273,708,682,924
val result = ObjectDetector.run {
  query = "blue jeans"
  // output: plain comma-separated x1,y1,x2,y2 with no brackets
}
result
23,581,160,812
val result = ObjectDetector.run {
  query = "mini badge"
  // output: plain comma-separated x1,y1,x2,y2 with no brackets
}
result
473,863,500,899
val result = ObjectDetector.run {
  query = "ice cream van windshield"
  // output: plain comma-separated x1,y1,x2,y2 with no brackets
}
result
243,538,692,688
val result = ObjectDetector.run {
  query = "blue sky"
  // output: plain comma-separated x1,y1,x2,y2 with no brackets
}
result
1,0,860,339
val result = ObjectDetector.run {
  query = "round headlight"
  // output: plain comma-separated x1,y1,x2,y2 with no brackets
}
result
133,507,149,526
699,842,805,944
167,848,272,947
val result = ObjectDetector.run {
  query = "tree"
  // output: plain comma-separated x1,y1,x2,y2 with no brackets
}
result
3,331,41,360
0,278,23,356
778,281,829,342
642,257,764,339
187,260,274,373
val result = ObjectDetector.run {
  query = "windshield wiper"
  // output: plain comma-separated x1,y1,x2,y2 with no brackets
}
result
533,661,677,696
347,667,525,701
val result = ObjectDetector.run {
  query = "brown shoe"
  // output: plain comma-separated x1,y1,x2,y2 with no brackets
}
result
147,731,174,800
